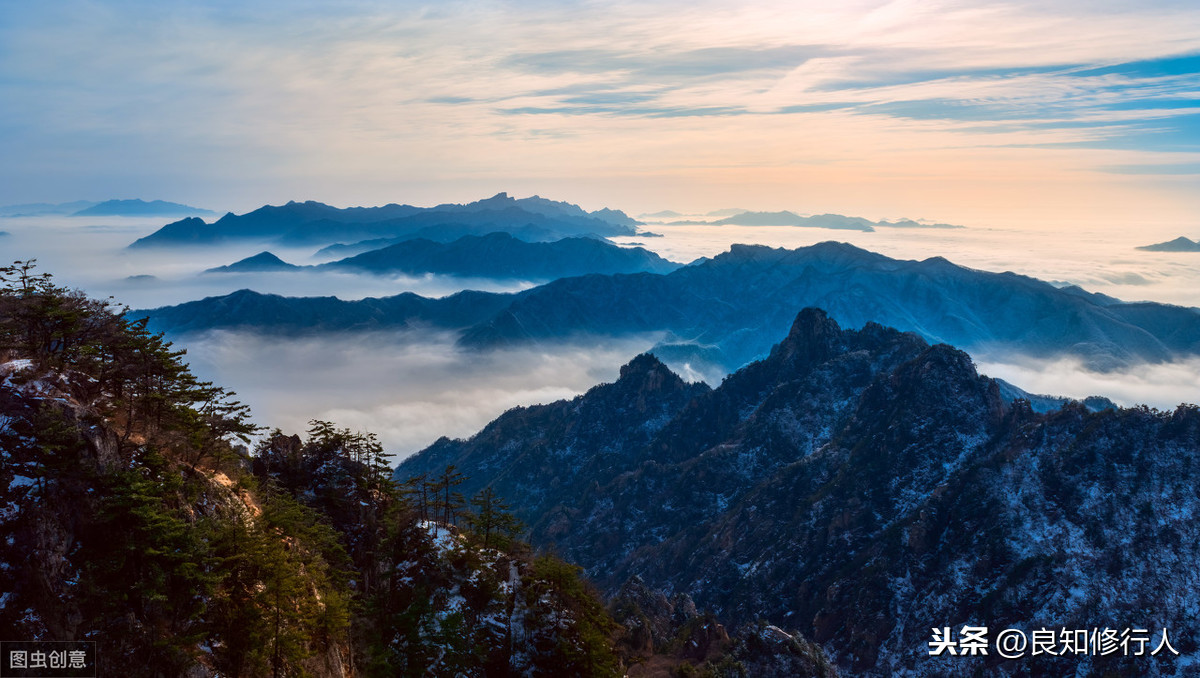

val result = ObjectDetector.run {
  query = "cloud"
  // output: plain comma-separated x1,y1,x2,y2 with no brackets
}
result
977,355,1200,411
6,212,1199,466
177,329,668,461
0,216,533,309
4,1,1200,223
175,328,1200,463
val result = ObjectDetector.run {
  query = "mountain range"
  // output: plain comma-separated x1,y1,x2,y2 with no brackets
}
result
204,232,680,279
395,308,1200,676
311,222,574,258
128,193,639,249
0,199,212,217
139,241,1200,372
657,212,964,230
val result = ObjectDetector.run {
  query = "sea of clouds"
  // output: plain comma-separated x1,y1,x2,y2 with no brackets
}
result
3,212,1197,459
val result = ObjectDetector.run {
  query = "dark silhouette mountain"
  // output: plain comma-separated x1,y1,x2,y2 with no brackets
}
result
199,233,678,280
320,232,680,278
72,198,215,216
138,242,1200,371
137,288,514,335
204,251,299,273
397,308,1200,676
128,193,638,249
1138,236,1200,252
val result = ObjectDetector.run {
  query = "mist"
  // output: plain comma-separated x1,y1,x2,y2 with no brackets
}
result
4,212,1200,463
177,329,671,461
173,325,1200,464
0,215,534,308
977,355,1200,412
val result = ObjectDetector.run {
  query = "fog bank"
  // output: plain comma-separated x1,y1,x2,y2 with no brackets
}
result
977,355,1200,411
177,329,669,461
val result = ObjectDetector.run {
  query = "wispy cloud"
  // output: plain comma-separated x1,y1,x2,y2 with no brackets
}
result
2,0,1199,222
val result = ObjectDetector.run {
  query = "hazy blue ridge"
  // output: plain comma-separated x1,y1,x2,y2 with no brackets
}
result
313,222,571,258
73,198,216,217
133,288,515,335
712,211,876,230
139,241,1200,372
321,232,679,278
708,211,964,230
457,241,1200,370
204,251,300,273
203,232,678,279
0,200,97,217
127,192,637,249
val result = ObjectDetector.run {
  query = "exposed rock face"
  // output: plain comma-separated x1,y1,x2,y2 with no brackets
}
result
399,308,1200,676
0,361,354,678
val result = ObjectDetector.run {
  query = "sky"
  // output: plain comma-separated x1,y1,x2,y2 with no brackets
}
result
2,0,1200,229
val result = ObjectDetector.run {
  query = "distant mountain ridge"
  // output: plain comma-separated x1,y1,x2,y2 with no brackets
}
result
139,288,514,335
74,198,215,217
659,211,963,230
457,241,1200,370
205,232,679,279
0,200,97,217
311,222,574,259
128,192,639,249
137,241,1200,372
396,308,1200,676
712,211,877,230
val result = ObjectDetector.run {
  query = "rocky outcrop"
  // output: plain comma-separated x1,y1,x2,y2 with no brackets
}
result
399,308,1200,676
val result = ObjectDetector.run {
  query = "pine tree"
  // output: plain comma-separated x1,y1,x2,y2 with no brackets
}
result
430,465,465,526
465,487,524,550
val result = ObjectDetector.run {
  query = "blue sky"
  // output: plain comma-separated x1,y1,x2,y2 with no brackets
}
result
2,0,1200,227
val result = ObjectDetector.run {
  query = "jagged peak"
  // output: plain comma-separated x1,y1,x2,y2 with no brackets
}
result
918,342,978,373
607,353,695,399
765,308,844,369
618,352,675,381
786,307,840,338
478,191,514,205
